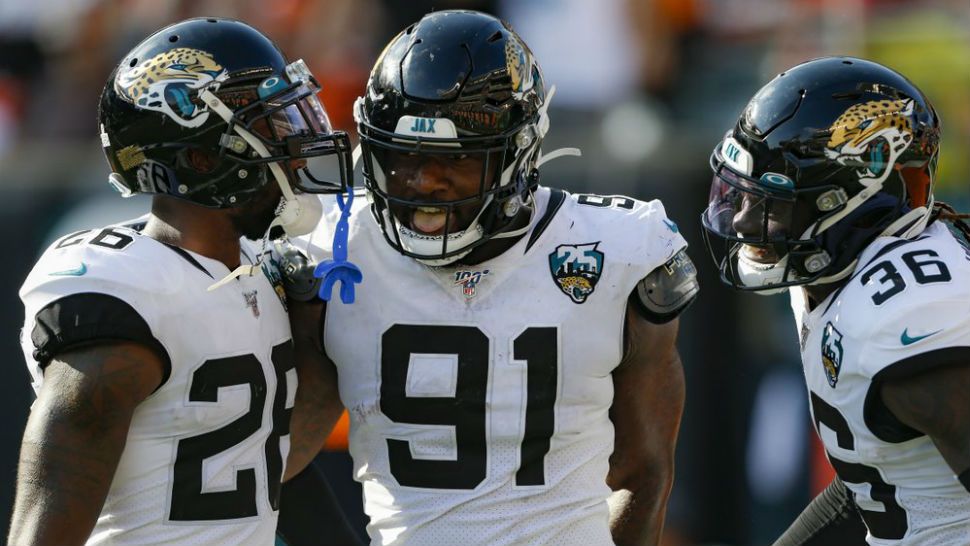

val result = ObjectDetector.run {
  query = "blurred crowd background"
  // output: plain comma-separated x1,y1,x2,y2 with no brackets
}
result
0,0,967,544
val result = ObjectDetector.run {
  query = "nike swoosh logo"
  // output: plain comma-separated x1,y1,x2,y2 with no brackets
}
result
900,328,942,346
48,263,88,277
663,219,680,233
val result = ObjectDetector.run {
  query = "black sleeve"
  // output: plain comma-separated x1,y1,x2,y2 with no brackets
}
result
30,292,171,385
771,478,868,546
277,460,363,546
864,347,970,443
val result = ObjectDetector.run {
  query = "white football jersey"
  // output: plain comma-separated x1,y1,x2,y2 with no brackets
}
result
791,220,970,546
20,224,295,546
297,186,687,546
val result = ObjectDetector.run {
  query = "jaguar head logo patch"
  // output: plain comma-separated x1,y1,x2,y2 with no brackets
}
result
549,242,604,304
821,321,844,388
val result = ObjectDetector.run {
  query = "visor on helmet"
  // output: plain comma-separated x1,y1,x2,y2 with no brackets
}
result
223,60,353,194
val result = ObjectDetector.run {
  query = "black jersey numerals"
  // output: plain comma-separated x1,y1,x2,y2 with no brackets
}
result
576,194,636,210
169,342,294,521
861,249,951,305
380,325,558,490
810,392,908,540
54,227,134,251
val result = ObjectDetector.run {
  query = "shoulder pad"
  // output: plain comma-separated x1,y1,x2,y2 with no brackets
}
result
843,226,970,380
271,240,322,302
566,191,689,275
21,227,186,303
631,248,699,323
20,227,175,372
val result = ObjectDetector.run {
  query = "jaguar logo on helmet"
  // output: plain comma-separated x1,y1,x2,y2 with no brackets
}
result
115,47,228,128
505,35,534,95
824,99,915,187
549,243,604,304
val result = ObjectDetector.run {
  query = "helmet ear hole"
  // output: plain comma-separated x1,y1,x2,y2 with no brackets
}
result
900,164,932,208
184,148,220,174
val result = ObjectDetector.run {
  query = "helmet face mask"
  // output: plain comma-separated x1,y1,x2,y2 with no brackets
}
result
355,10,547,266
703,145,850,291
701,57,941,293
374,148,502,240
99,18,353,210
205,66,353,195
358,105,532,262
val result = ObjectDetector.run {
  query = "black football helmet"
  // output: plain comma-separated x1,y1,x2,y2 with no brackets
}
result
98,17,353,210
701,56,940,292
355,10,550,265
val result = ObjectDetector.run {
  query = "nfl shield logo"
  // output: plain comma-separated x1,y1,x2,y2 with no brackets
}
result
454,269,490,299
243,290,260,318
548,242,604,304
821,322,843,388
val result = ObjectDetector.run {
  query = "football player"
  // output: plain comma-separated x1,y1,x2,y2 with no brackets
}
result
10,18,355,546
281,10,699,546
701,57,970,545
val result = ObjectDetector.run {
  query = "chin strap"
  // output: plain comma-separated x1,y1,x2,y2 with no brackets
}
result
352,144,362,169
884,204,932,239
533,85,582,168
206,264,261,291
201,87,328,292
536,147,581,167
206,244,267,292
313,190,363,304
489,220,532,241
797,199,934,290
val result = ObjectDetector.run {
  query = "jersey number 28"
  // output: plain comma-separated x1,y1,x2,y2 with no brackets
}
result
169,342,294,520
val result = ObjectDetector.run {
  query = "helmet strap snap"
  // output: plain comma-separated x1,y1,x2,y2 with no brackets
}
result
503,195,522,217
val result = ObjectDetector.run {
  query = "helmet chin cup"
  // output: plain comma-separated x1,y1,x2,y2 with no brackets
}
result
273,192,323,237
736,251,791,295
396,218,485,267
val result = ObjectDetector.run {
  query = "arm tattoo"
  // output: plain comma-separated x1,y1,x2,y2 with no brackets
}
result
9,342,161,544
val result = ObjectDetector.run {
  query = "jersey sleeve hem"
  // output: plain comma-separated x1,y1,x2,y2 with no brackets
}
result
30,292,172,390
863,346,970,443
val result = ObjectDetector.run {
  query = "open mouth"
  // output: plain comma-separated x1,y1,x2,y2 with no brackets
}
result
408,206,455,236
740,244,781,264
